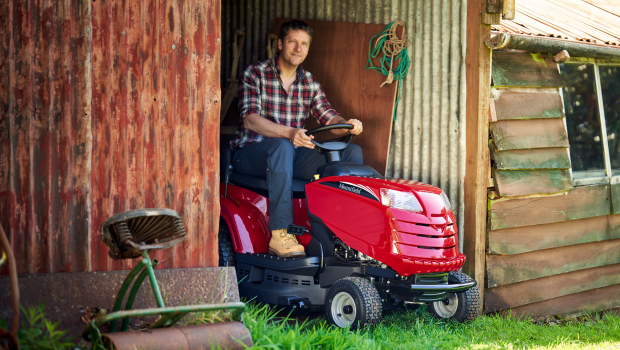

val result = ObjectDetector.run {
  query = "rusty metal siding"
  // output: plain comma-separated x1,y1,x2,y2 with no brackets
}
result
1,0,221,274
389,0,468,252
221,0,467,249
494,0,620,46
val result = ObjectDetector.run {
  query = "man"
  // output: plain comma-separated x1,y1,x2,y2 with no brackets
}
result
231,19,363,258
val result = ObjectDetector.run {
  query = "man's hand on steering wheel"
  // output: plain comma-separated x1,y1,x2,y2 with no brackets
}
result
345,119,363,135
289,128,315,149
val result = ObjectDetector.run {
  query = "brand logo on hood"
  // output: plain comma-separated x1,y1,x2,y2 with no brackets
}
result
321,181,379,201
339,182,361,194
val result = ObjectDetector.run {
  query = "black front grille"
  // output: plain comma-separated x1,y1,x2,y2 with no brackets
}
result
416,273,449,284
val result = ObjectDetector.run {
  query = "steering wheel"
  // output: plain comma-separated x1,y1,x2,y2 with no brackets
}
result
304,124,354,152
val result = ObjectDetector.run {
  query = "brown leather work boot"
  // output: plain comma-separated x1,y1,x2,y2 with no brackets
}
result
268,229,306,258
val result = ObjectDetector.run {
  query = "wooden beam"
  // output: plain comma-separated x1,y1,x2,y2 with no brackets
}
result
497,283,620,317
491,118,569,150
489,184,610,230
487,239,620,287
489,214,620,255
220,30,246,123
502,0,516,20
463,0,491,303
494,169,572,197
492,148,571,170
486,263,620,312
486,0,501,13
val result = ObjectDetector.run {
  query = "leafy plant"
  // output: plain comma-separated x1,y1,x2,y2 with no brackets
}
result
18,304,74,350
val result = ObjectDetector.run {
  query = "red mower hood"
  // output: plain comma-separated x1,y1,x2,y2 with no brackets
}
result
305,175,465,276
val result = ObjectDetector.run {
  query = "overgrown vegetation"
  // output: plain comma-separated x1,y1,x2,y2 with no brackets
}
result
14,304,74,350
4,302,618,349
243,302,620,350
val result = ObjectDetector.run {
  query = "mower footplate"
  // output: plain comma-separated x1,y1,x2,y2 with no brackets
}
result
236,252,320,275
237,264,328,307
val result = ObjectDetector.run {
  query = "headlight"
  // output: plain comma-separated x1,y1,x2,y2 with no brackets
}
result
440,191,452,211
380,189,423,213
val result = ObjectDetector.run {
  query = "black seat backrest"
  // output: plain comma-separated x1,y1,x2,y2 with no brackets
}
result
220,137,235,184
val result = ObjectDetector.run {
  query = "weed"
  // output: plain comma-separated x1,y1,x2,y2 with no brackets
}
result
17,304,74,350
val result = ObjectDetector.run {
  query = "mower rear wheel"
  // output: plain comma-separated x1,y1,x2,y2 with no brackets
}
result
428,271,480,322
218,219,236,267
325,277,382,330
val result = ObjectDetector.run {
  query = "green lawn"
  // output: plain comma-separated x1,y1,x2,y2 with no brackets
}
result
242,303,620,350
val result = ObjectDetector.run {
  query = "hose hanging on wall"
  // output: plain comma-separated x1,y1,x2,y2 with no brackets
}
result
367,20,411,121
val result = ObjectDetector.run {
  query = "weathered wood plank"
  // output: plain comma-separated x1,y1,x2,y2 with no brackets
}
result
492,90,564,120
497,283,620,317
491,119,569,150
611,183,620,215
486,239,620,287
489,214,620,255
493,148,571,170
489,184,610,230
492,52,563,88
486,263,620,312
494,169,572,197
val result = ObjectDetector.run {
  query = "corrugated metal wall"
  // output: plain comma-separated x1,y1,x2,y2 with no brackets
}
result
221,0,468,248
1,0,221,274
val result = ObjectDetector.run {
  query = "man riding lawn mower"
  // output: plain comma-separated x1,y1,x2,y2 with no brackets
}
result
219,19,480,329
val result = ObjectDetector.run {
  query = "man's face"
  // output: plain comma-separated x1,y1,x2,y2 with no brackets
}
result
278,30,311,69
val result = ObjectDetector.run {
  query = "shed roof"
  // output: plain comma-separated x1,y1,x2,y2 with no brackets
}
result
492,0,620,47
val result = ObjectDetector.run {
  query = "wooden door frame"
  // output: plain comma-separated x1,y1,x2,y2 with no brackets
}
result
463,0,493,303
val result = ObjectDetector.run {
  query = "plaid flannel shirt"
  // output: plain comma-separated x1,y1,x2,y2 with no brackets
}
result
231,55,341,149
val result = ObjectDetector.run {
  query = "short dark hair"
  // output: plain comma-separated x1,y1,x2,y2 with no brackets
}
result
278,19,313,44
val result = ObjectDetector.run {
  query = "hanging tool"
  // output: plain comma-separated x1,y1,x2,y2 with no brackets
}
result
220,30,246,124
367,20,411,120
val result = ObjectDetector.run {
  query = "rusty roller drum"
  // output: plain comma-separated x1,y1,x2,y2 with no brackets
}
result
102,322,253,350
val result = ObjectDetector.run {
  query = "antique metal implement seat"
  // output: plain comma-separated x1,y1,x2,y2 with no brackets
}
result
82,209,252,350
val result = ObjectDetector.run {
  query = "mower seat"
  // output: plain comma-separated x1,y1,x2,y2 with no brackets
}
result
221,138,308,196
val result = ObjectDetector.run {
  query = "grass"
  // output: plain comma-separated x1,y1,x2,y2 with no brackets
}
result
242,303,620,350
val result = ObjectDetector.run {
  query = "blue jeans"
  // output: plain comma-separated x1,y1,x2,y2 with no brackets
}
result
233,138,363,230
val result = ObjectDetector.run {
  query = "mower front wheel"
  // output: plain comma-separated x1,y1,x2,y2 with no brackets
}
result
218,219,236,267
325,277,382,330
428,271,480,322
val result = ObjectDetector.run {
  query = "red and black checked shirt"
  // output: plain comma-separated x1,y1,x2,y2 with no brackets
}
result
230,55,340,149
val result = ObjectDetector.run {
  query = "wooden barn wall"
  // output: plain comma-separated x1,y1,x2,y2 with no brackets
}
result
485,52,620,316
1,0,221,274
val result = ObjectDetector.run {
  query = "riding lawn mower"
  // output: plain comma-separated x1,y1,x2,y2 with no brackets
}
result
219,124,480,329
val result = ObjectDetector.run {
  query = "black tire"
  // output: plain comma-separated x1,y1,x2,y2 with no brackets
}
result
325,277,382,330
428,271,480,322
218,219,236,267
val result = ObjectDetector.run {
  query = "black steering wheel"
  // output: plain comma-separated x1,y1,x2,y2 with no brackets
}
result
304,124,354,152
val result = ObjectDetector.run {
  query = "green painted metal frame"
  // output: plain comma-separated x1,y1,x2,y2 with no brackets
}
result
82,251,245,348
